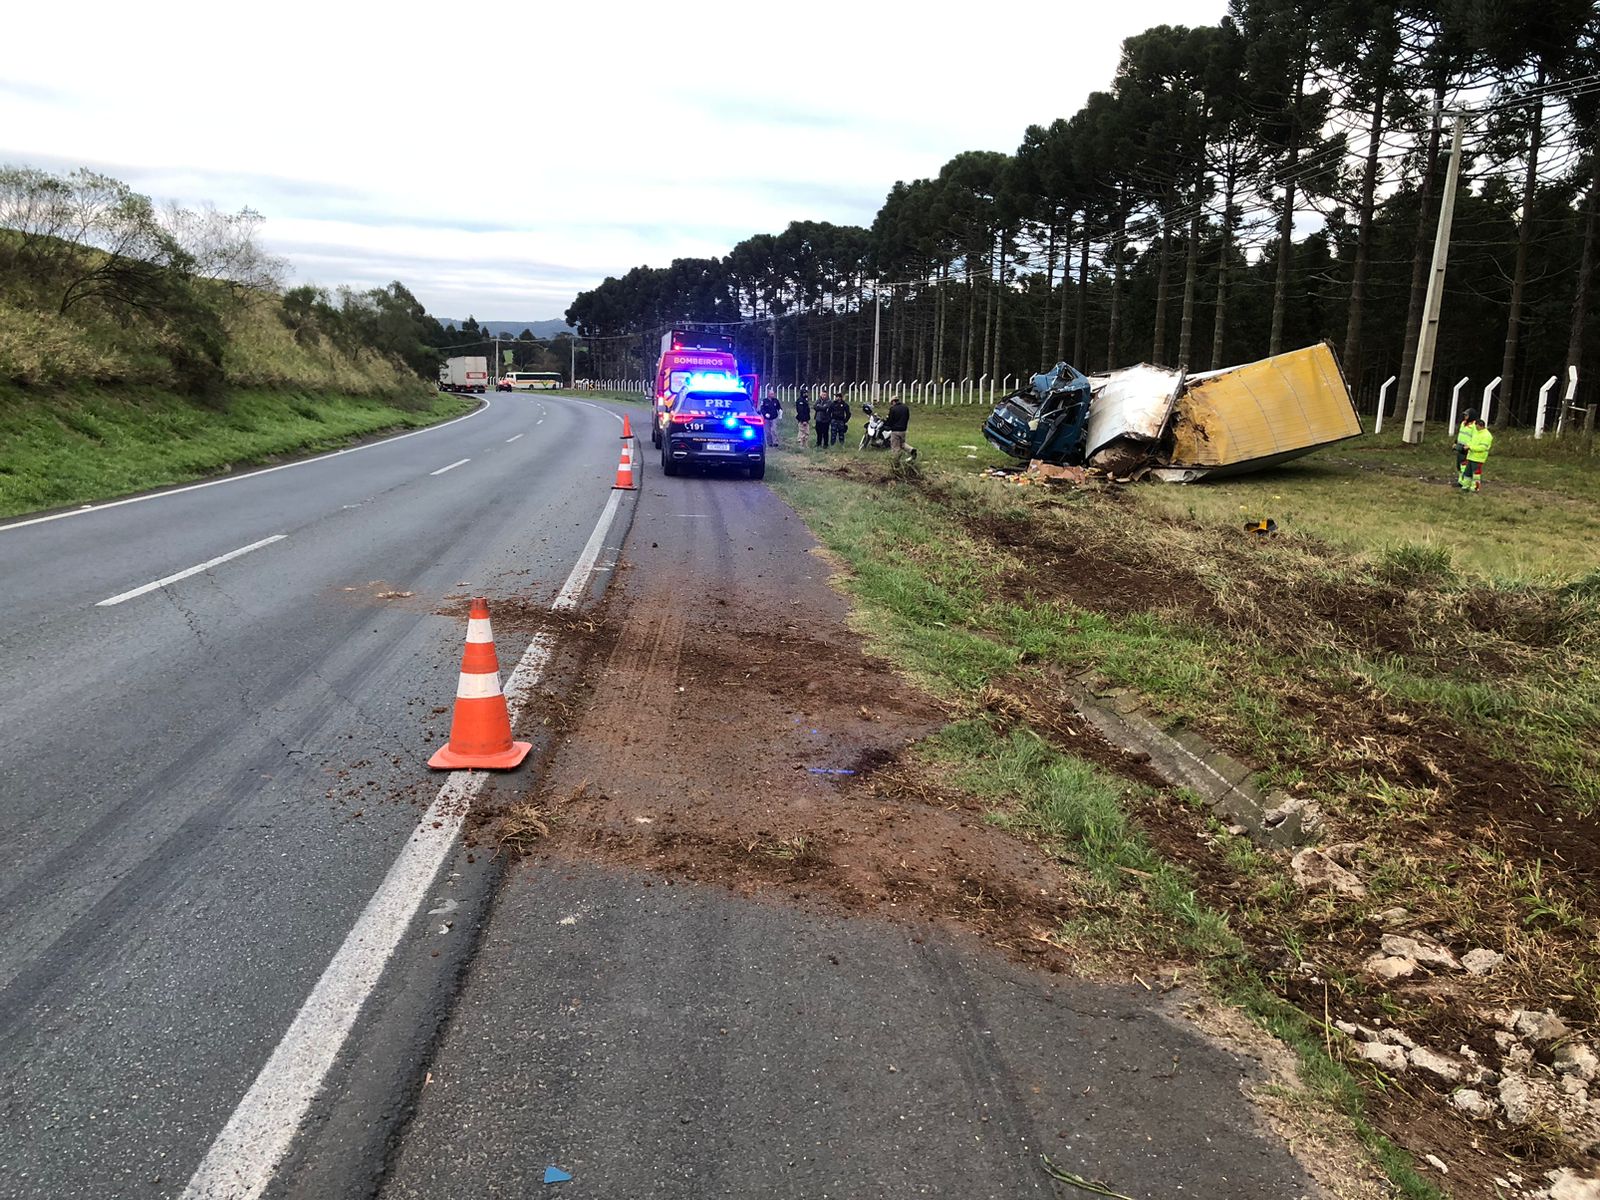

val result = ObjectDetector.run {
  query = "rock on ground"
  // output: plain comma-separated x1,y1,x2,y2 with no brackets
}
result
1450,1088,1495,1119
1556,1043,1599,1082
1548,1169,1600,1199
1364,954,1416,981
1290,847,1366,897
1463,947,1504,975
1359,1041,1408,1071
1501,1073,1543,1125
1514,1009,1571,1043
1379,932,1461,972
1408,1046,1465,1085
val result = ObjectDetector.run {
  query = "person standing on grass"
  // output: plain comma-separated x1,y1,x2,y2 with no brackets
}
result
1460,418,1493,492
830,392,851,447
815,394,830,447
760,389,781,447
884,395,916,462
1454,408,1477,481
794,391,811,448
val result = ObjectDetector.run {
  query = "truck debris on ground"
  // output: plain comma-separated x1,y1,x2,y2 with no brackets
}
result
982,342,1361,482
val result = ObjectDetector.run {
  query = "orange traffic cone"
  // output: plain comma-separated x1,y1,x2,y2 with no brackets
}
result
620,412,632,439
612,444,637,490
428,598,532,770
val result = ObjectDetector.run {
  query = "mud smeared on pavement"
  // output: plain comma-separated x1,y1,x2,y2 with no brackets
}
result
482,558,1099,969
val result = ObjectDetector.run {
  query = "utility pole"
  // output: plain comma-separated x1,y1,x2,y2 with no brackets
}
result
1403,113,1465,444
871,283,883,404
569,336,576,389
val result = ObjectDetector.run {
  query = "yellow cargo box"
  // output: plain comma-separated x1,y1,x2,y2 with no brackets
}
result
1165,342,1361,478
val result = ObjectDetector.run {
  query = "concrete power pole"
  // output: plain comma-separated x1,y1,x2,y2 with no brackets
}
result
1403,114,1466,444
871,284,883,404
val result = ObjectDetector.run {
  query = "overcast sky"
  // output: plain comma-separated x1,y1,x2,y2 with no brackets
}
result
2,0,1225,322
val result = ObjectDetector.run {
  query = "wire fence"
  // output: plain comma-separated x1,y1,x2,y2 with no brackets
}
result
573,378,1014,405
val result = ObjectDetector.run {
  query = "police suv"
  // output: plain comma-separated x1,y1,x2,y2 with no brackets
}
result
659,383,766,479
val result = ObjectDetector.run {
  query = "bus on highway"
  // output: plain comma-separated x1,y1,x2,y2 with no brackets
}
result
498,371,563,391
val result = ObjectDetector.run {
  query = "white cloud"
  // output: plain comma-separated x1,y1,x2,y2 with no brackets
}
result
1,0,1225,317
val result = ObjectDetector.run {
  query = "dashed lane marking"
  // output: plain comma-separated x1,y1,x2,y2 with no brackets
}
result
95,535,287,607
505,434,524,443
429,458,471,476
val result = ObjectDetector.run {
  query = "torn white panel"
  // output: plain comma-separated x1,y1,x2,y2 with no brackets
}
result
1083,363,1183,463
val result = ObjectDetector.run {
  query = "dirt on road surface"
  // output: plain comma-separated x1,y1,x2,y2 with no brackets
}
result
482,488,1123,970
461,467,1381,1198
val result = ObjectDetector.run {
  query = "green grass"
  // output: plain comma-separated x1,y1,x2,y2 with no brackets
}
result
926,720,1237,957
559,387,650,406
1133,430,1600,582
0,386,475,517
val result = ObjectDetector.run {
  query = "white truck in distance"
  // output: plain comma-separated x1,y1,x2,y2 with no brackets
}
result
438,356,489,393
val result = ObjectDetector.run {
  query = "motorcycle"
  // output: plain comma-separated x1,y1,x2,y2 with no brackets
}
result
858,401,892,451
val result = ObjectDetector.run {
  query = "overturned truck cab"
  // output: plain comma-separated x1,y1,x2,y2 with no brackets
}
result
982,342,1361,482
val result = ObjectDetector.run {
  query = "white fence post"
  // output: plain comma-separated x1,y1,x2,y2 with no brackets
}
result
1558,365,1580,434
1448,377,1469,436
1375,375,1396,434
1482,376,1501,426
1536,375,1558,438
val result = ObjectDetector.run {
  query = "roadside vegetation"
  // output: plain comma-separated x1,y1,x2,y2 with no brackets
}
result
768,405,1599,1197
0,386,473,517
0,164,478,516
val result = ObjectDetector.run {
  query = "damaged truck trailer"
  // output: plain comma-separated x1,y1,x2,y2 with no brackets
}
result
982,342,1362,482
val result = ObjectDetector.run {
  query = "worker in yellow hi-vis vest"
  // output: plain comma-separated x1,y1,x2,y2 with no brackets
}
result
1454,408,1477,478
1459,418,1493,492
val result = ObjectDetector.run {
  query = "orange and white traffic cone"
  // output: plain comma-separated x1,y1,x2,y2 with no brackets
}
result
612,442,636,490
428,598,532,770
620,412,632,439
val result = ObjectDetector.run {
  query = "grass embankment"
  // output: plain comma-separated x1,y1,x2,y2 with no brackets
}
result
0,386,474,517
766,405,1599,1196
1140,428,1600,581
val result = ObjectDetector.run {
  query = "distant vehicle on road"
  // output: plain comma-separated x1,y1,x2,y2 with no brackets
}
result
439,356,489,393
497,371,563,391
660,384,765,479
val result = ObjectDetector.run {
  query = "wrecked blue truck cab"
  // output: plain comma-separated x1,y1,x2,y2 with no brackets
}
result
981,362,1095,464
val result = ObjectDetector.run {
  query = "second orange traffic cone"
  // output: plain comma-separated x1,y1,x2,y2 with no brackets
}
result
620,412,632,439
428,598,532,770
612,441,636,490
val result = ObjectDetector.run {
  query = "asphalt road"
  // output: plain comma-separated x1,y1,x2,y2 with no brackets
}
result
0,393,635,1200
377,463,1316,1200
381,866,1313,1200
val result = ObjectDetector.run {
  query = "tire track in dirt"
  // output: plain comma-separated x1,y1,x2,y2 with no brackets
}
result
497,474,1089,969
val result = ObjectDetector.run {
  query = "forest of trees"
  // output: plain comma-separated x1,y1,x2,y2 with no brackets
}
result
566,0,1600,429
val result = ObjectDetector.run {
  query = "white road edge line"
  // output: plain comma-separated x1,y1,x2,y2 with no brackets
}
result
429,458,470,476
95,535,287,607
0,399,492,535
179,486,625,1200
505,433,524,443
567,398,628,424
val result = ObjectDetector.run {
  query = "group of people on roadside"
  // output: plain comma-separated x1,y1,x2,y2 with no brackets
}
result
759,387,914,459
